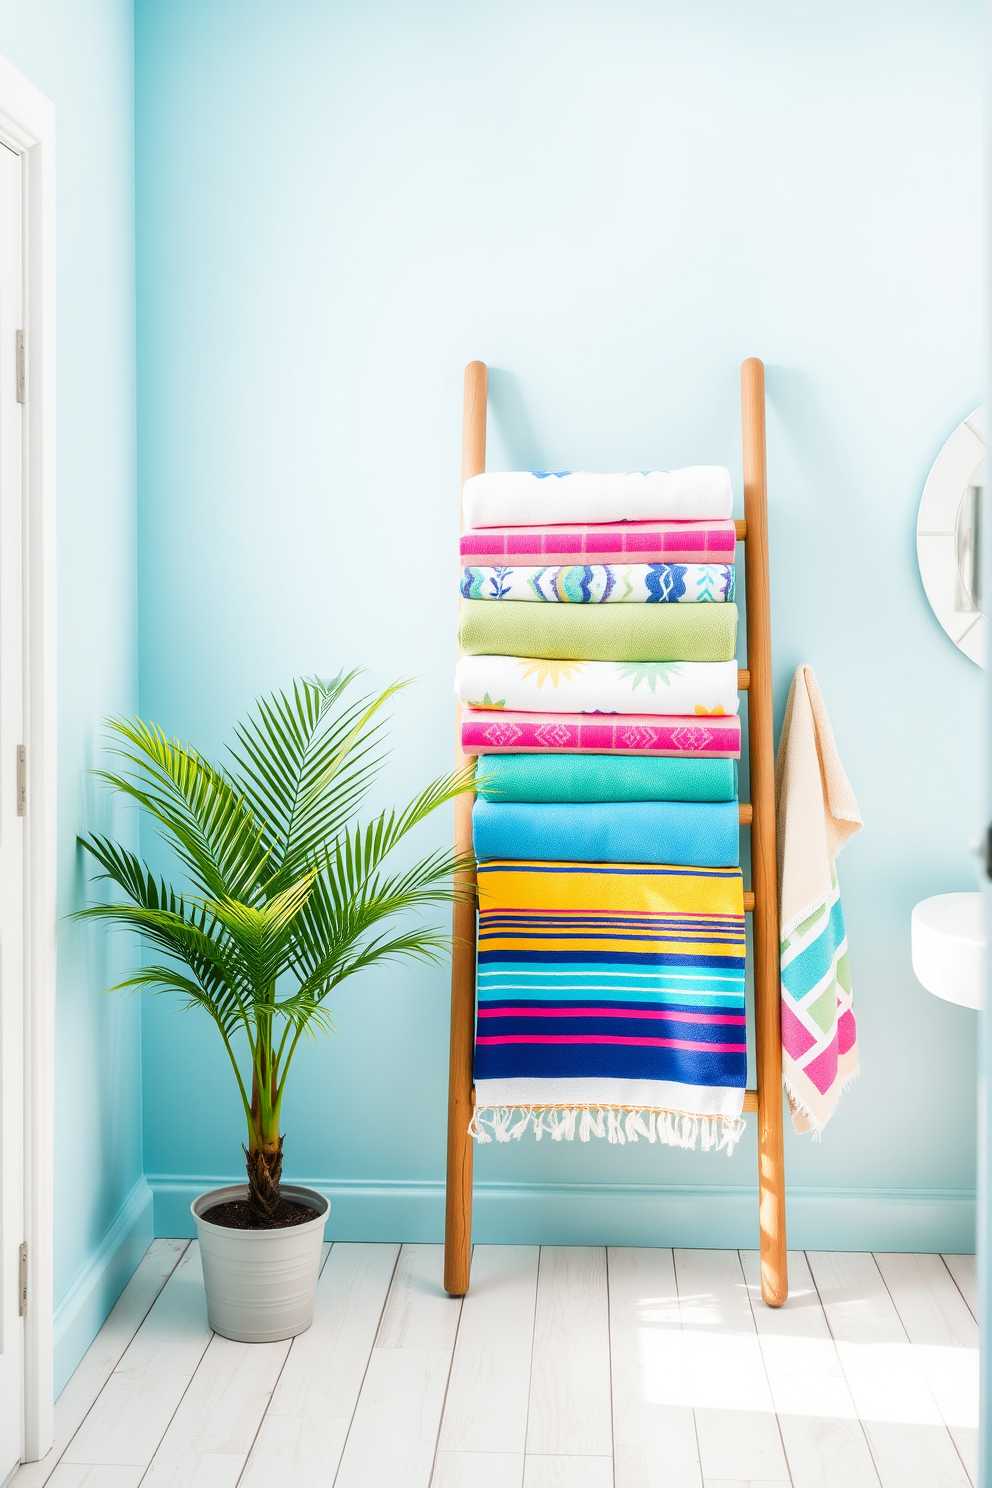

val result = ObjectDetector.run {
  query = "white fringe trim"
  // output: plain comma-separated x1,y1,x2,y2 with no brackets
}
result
468,1104,746,1155
784,1063,860,1140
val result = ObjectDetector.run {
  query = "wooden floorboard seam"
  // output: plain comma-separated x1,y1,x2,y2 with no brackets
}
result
229,1245,334,1488
941,1254,979,1324
875,1250,975,1487
39,1241,191,1488
873,1252,979,1487
739,1249,796,1488
124,1251,216,1485
809,1243,892,1488
516,1248,542,1488
803,1249,889,1488
326,1240,405,1488
132,1340,215,1481
602,1247,617,1475
425,1256,468,1488
15,1241,189,1488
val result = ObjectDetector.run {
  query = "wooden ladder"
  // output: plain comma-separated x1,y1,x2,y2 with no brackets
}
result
443,357,788,1307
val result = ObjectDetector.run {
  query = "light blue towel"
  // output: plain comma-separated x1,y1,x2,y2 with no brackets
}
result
472,799,740,867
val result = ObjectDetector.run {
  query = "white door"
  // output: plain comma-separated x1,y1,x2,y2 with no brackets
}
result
0,138,25,1476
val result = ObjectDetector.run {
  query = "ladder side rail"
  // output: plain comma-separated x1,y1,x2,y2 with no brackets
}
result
443,360,487,1297
741,356,788,1306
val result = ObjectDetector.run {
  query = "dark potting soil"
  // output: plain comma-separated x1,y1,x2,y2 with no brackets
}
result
201,1198,319,1230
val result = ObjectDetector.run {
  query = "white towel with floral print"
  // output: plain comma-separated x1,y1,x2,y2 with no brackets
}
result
460,563,734,604
455,655,740,717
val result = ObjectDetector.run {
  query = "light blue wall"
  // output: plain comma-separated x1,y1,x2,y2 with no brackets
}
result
0,0,147,1392
136,0,983,1249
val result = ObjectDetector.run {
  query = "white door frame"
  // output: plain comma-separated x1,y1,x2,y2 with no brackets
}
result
0,55,57,1462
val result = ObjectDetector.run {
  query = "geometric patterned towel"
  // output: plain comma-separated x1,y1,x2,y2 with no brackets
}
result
780,864,857,1135
470,860,748,1153
776,666,862,1136
461,710,742,759
459,563,735,604
459,518,738,567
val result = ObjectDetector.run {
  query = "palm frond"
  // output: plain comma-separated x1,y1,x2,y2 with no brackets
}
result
79,832,182,914
109,963,243,1028
205,876,316,992
320,925,453,990
226,674,408,888
96,717,270,901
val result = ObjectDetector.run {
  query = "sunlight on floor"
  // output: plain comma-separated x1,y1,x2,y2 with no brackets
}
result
635,1283,979,1429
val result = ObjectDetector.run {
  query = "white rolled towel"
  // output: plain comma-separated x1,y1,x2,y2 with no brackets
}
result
463,468,733,527
455,654,740,717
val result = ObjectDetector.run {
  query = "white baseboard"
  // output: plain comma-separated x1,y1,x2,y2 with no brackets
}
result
53,1176,154,1397
147,1174,976,1254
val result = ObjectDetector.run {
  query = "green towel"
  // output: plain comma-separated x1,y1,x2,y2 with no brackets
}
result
475,753,738,803
458,599,737,662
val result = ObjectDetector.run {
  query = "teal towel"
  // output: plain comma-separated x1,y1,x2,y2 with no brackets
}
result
472,799,740,867
475,753,738,803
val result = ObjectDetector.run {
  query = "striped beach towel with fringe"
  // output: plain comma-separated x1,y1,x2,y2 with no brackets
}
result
470,860,748,1154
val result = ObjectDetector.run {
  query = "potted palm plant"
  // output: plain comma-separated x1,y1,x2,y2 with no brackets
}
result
78,674,469,1342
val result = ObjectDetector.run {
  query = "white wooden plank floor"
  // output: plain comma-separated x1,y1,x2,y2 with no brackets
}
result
14,1243,979,1488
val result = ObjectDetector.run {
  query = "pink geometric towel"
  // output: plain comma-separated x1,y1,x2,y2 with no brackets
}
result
461,710,741,758
776,666,862,1136
460,519,738,567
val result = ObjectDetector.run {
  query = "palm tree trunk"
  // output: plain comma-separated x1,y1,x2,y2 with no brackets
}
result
245,1056,283,1223
244,1134,283,1223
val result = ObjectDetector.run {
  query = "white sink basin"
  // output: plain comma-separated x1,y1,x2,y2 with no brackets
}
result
911,892,985,1010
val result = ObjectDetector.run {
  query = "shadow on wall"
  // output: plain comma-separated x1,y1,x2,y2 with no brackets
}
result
762,363,864,732
488,368,546,471
764,363,857,509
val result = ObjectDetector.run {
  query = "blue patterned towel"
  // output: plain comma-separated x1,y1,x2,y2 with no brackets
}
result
460,563,735,603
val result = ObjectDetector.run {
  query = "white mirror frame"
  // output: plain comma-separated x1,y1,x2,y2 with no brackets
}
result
917,405,986,667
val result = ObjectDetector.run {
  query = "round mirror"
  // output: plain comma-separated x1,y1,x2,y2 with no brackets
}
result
917,406,986,667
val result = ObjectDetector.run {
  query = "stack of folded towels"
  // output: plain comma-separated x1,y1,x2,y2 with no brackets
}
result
456,468,748,1154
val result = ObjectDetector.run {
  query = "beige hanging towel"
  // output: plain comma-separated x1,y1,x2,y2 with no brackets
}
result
775,666,863,1135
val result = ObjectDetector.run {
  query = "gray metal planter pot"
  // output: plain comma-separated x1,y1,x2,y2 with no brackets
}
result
191,1183,329,1342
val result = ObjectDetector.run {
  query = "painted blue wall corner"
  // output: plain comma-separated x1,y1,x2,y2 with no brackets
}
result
53,1178,153,1399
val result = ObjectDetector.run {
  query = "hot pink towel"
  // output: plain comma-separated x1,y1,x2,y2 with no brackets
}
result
459,520,737,567
461,710,741,758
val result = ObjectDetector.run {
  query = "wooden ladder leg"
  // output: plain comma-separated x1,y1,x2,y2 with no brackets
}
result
741,357,788,1307
443,360,487,1297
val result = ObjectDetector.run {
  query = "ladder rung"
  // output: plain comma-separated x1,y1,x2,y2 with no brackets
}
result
738,803,752,825
738,668,750,690
735,518,747,540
